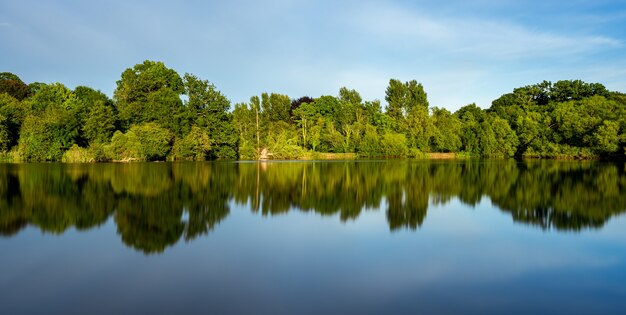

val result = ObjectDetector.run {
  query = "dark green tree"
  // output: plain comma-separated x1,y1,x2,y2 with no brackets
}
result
0,72,30,101
114,60,184,132
183,73,237,159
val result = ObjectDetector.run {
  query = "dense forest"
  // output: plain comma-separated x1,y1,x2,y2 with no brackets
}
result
1,60,625,161
2,161,625,253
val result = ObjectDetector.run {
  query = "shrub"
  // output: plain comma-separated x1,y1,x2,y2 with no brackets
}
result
172,126,212,160
131,123,173,161
357,125,381,157
105,123,172,161
62,144,94,163
380,132,408,157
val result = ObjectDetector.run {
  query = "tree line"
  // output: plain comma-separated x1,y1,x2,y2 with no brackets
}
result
1,60,625,161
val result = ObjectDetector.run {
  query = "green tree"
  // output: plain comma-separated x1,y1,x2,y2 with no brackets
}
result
385,79,428,133
0,72,30,100
130,123,173,161
232,102,257,159
0,113,10,152
17,84,81,161
106,123,173,161
73,86,115,145
339,87,362,107
490,115,519,156
83,100,116,144
592,120,620,153
385,79,406,124
184,74,237,159
172,125,212,160
406,106,433,151
357,124,382,157
479,115,519,156
293,101,318,149
430,107,462,152
456,104,484,154
380,132,409,157
114,60,184,131
0,93,26,150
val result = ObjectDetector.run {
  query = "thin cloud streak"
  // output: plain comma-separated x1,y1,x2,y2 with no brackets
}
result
351,2,621,60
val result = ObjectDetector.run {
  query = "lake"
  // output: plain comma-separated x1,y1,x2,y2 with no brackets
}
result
1,160,626,314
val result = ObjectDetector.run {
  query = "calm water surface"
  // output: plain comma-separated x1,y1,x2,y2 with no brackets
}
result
1,160,626,314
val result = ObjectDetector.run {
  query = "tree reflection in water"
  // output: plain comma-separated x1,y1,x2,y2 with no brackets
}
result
1,160,625,253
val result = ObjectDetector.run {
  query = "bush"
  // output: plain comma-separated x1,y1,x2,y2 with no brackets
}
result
105,123,172,161
131,123,173,161
61,144,111,163
237,139,257,160
172,126,212,160
380,132,408,157
407,148,427,158
106,130,137,161
267,130,305,159
62,144,94,163
357,125,381,157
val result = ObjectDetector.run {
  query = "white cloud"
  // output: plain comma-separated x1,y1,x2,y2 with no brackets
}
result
351,2,621,60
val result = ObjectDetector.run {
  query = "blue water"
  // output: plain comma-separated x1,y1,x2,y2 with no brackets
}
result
1,161,625,314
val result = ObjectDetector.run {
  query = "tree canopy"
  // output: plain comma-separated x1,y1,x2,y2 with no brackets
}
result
0,64,624,161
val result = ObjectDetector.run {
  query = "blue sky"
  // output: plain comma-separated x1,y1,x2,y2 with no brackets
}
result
1,0,625,111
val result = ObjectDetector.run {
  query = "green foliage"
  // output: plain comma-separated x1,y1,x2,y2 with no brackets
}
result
385,79,428,131
339,87,362,106
319,120,345,153
262,92,291,123
106,123,172,161
406,106,433,151
83,99,116,145
0,72,30,100
184,74,237,159
479,115,519,156
18,109,78,161
380,132,409,157
486,115,519,156
73,86,115,146
0,113,10,152
114,60,184,130
0,93,26,149
457,104,482,153
107,130,138,161
266,127,305,159
292,101,319,149
357,124,382,157
430,107,462,152
1,67,623,161
491,80,623,158
62,144,95,163
172,126,212,160
130,123,173,161
593,121,620,153
15,83,82,161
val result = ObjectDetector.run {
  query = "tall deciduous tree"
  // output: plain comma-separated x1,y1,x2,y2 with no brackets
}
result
114,60,184,132
183,74,237,159
74,86,116,146
18,83,81,161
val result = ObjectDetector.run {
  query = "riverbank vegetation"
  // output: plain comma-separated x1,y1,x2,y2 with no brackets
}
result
1,61,625,161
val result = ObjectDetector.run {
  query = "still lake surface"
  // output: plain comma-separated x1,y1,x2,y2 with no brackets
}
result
1,160,626,314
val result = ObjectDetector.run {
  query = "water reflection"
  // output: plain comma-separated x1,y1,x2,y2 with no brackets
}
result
1,160,625,253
